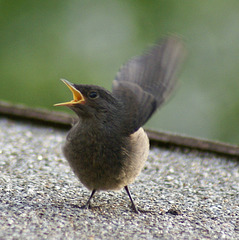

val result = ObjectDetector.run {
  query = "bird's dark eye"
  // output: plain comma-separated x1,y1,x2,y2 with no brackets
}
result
88,91,99,99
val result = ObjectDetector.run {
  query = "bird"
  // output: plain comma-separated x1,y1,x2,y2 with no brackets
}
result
54,37,184,213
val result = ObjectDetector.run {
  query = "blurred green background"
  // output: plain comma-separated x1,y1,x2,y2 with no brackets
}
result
1,1,239,144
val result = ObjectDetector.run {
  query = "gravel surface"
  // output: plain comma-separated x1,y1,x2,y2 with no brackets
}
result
0,117,238,240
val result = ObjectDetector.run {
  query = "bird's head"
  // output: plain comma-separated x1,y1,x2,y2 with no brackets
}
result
54,79,120,121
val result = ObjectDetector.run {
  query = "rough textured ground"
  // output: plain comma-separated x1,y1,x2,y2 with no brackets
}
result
0,117,238,240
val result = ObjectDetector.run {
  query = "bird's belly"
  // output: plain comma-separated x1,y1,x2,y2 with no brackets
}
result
62,127,149,191
63,139,128,191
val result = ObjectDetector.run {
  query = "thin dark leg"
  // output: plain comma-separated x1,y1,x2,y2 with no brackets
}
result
80,189,96,209
124,186,139,213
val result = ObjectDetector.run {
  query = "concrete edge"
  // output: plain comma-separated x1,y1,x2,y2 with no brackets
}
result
0,100,238,157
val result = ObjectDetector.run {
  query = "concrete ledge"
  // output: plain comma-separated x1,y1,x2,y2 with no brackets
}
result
1,100,238,157
0,111,238,239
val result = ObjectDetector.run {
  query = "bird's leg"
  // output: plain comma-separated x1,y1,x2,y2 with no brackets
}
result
124,186,139,213
80,189,96,209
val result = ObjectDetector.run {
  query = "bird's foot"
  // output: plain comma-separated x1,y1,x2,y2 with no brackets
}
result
131,204,139,214
79,189,96,210
80,203,92,209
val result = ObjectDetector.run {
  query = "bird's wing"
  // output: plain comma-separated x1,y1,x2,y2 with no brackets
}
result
112,37,185,134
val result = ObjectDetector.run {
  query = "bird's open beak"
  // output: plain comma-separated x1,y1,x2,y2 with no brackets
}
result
54,79,85,106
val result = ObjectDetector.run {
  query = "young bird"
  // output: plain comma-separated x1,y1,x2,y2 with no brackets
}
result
54,37,184,213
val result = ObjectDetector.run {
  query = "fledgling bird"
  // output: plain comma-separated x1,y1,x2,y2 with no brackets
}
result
54,37,184,213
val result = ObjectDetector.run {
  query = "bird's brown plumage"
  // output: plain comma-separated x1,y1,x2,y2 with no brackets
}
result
54,37,184,212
